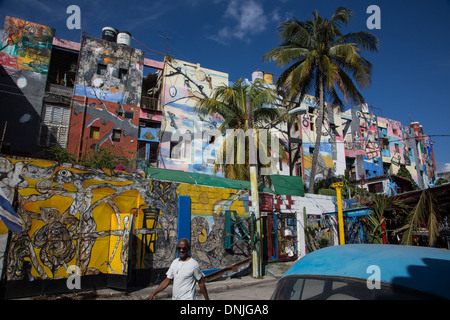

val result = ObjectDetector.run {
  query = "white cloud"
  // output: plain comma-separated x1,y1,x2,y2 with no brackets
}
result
211,0,268,43
439,162,450,173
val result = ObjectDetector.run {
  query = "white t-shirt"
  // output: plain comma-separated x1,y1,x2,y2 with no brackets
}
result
166,257,204,300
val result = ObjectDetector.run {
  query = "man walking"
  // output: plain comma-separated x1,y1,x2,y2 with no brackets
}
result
146,238,210,300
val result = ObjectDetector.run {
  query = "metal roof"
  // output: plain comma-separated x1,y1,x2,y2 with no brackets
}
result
141,166,305,196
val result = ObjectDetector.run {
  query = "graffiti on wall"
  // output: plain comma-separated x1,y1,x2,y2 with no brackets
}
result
302,98,345,184
68,99,139,156
0,16,54,74
159,58,229,175
74,37,144,106
178,184,249,270
0,156,252,289
0,157,179,283
305,214,335,253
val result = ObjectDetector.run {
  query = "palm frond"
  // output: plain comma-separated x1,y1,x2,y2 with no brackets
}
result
401,189,442,246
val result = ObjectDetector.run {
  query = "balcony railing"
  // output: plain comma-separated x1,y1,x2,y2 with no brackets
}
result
141,96,161,111
47,83,74,97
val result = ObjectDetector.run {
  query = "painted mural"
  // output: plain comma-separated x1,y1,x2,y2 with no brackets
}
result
342,108,437,189
159,58,229,175
302,96,345,186
66,98,139,159
74,36,144,106
0,156,253,297
411,122,436,187
179,184,250,270
0,157,171,284
377,117,417,181
0,16,54,74
0,17,54,156
66,36,145,160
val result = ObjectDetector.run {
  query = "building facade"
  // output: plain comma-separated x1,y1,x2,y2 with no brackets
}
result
0,16,437,192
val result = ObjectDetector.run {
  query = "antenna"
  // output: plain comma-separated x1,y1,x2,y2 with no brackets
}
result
159,32,170,56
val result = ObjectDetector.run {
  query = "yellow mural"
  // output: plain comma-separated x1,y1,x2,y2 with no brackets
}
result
0,156,251,297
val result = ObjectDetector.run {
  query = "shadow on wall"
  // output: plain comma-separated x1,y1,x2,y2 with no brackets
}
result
0,65,58,156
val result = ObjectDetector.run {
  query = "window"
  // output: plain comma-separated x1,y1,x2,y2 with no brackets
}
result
119,68,128,80
207,133,215,144
112,129,122,142
39,104,71,147
90,126,100,139
97,64,107,75
170,140,186,159
395,143,400,153
271,276,439,300
124,111,134,119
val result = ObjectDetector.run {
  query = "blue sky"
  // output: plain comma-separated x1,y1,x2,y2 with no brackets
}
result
1,0,450,172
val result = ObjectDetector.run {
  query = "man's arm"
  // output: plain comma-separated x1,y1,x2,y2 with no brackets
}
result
146,277,172,300
197,277,210,300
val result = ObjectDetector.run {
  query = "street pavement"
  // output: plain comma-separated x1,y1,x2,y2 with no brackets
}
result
21,261,295,300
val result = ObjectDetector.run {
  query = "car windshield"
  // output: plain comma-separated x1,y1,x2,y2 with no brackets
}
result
271,275,441,300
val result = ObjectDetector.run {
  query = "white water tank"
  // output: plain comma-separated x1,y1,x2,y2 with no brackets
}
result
117,31,132,46
252,70,264,82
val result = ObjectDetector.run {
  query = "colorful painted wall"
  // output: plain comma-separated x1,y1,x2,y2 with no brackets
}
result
343,107,436,189
66,98,140,160
159,58,229,175
73,37,144,106
66,36,144,160
0,156,253,298
377,116,417,181
301,96,345,186
411,122,437,187
0,16,55,156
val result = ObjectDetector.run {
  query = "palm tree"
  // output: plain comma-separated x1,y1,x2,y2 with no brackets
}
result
365,193,409,244
400,189,442,247
194,78,286,181
264,7,379,193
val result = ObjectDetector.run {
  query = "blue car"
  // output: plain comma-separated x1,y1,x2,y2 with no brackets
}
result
271,244,450,300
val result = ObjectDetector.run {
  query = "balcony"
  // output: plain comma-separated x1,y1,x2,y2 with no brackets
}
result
47,83,74,97
141,96,161,111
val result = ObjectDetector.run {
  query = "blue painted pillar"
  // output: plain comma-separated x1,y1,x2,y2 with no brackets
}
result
177,195,191,257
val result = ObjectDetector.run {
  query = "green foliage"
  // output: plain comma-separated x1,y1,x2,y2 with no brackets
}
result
318,188,336,197
364,193,409,244
396,166,420,190
44,145,132,170
81,147,133,170
400,189,442,247
366,193,410,244
45,144,76,163
436,178,448,186
264,7,378,193
195,78,285,181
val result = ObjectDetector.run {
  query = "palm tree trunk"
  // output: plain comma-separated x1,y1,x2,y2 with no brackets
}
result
308,73,325,193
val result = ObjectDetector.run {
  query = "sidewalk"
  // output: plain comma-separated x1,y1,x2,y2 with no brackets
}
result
26,261,295,300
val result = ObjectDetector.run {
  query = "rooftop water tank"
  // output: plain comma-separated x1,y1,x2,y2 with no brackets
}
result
263,73,273,85
117,31,132,46
252,70,264,82
102,27,117,42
